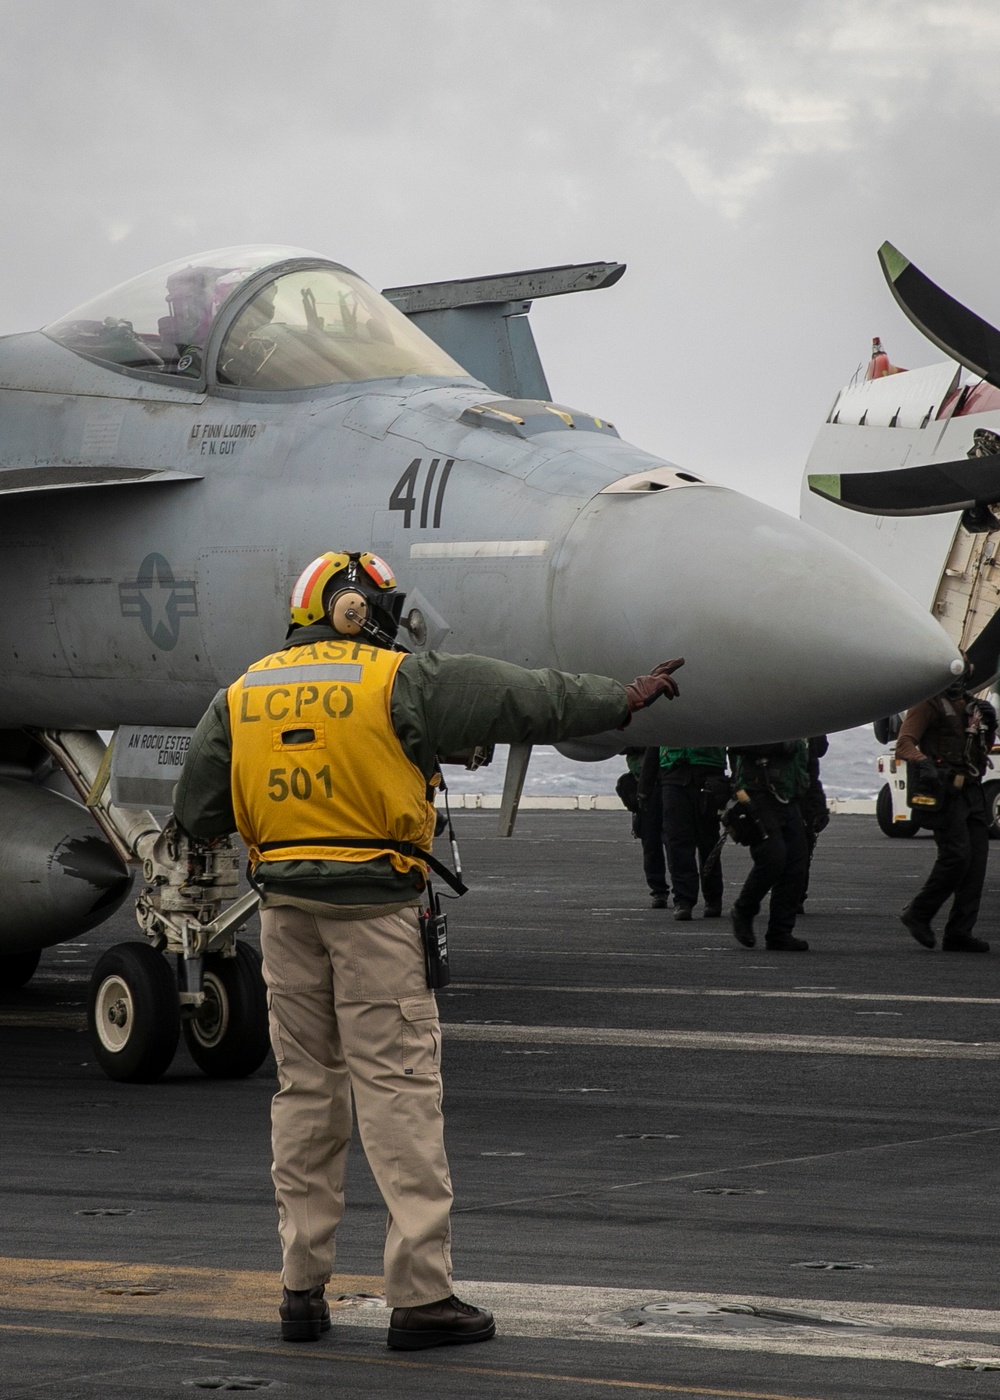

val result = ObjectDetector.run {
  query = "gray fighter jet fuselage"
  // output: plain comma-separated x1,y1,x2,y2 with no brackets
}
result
0,244,960,973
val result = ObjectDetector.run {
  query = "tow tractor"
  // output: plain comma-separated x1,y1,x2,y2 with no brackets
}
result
874,742,1000,839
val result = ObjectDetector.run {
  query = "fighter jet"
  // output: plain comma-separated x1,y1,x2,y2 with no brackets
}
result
0,242,958,1054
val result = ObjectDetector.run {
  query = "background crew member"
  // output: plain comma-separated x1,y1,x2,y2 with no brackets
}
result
173,549,683,1351
620,747,671,908
798,735,830,913
895,675,996,953
658,745,728,920
728,740,810,951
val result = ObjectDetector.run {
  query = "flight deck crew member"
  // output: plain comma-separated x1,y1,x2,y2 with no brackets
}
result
798,735,830,913
658,746,728,920
621,747,671,908
895,675,996,953
173,549,683,1351
728,740,810,951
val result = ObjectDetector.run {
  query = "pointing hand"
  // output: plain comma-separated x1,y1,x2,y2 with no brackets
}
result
624,658,685,713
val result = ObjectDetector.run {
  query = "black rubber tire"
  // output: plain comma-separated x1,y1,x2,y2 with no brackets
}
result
876,782,919,838
182,942,270,1079
0,949,41,991
88,941,180,1083
983,779,1000,840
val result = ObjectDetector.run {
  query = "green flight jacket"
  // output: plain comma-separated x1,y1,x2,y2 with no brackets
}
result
659,746,727,772
174,623,629,912
729,741,809,805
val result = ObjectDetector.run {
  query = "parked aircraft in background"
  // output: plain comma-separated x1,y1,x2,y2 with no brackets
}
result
0,244,959,1077
802,242,1000,835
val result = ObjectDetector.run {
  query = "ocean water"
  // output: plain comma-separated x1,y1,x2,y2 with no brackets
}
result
442,726,886,800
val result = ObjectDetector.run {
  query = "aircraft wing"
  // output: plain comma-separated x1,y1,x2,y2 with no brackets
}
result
808,458,1000,515
879,242,1000,388
0,466,202,497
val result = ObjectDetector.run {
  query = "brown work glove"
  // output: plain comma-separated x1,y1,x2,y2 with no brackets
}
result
623,658,685,715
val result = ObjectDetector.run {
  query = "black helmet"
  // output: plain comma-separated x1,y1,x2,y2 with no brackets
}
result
946,656,974,699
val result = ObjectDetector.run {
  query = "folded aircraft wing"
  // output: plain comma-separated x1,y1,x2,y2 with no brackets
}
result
879,241,1000,388
808,458,1000,516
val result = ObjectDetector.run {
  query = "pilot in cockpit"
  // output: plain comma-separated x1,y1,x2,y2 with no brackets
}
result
217,282,280,386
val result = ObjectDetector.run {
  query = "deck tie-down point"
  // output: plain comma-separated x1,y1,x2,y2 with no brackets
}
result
591,1300,887,1338
792,1260,874,1271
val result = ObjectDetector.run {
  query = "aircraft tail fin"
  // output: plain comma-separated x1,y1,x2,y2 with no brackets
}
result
383,262,625,400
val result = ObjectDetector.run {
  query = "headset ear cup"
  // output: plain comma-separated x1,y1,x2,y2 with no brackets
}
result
330,589,368,636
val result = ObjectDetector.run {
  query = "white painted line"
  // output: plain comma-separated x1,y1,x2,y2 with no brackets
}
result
3,1254,996,1371
443,1023,1000,1058
450,981,1000,1007
410,540,548,559
439,793,878,813
0,1011,86,1029
334,1277,1000,1367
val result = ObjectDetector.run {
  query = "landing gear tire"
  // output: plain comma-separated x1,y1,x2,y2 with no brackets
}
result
182,942,270,1079
983,780,1000,839
876,783,919,838
0,949,41,991
88,942,180,1083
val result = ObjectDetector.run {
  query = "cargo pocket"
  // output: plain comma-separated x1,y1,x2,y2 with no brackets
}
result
399,994,440,1076
265,990,286,1067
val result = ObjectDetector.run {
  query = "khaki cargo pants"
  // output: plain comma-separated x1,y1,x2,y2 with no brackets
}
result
259,904,453,1308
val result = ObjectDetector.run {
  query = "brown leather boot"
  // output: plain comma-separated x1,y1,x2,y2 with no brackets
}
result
280,1285,331,1342
387,1294,496,1350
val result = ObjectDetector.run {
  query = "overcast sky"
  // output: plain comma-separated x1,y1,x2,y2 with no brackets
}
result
2,0,998,510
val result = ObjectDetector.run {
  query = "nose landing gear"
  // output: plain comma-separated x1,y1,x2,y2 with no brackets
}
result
33,729,268,1086
87,815,266,1084
88,937,271,1084
182,943,270,1079
89,942,180,1082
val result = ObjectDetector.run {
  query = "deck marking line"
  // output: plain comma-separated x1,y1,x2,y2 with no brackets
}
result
454,1123,1000,1213
6,1259,1000,1333
450,983,1000,1007
0,1011,87,1029
443,1023,1000,1059
4,1265,1000,1370
0,1322,831,1400
14,1015,1000,1054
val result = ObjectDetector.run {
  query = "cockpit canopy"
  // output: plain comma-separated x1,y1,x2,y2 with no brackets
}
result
44,245,467,389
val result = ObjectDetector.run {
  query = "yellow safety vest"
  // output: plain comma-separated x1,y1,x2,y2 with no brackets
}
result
226,639,435,878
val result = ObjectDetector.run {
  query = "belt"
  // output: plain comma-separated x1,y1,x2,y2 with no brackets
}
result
256,837,468,896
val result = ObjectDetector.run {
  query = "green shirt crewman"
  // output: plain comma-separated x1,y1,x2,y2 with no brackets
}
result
657,746,728,920
727,740,810,952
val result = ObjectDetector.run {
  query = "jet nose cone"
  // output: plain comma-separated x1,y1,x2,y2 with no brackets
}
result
553,485,960,745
